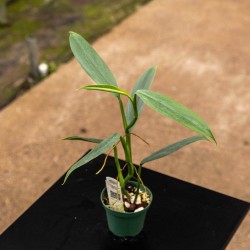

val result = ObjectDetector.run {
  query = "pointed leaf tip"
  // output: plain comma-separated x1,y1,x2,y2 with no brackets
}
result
136,89,216,142
125,66,157,130
140,135,208,165
80,84,132,100
69,32,118,91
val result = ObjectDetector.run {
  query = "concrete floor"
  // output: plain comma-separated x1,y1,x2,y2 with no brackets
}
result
0,0,249,248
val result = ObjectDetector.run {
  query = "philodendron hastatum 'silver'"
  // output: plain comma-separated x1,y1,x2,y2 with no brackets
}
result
63,32,216,197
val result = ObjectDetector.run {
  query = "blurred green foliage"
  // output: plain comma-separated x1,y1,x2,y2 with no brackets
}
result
0,0,151,108
1,0,151,62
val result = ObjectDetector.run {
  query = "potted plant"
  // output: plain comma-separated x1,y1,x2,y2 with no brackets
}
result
63,32,216,237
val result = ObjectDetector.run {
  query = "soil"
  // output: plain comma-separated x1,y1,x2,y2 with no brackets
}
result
103,182,151,213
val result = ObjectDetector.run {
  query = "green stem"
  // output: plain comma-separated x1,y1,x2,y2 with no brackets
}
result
117,95,140,195
118,97,127,131
114,146,124,186
114,146,130,197
126,133,132,160
134,164,143,204
126,95,138,132
120,136,130,164
120,136,134,185
138,163,142,177
124,165,134,185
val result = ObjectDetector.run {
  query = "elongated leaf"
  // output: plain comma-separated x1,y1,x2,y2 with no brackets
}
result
69,32,117,87
141,135,207,165
63,133,120,184
80,84,132,101
136,90,216,143
63,136,103,143
125,66,157,130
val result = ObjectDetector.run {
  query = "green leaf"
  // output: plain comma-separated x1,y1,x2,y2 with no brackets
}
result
141,135,207,165
63,136,103,143
69,32,117,87
80,84,133,101
125,66,157,129
135,90,216,143
63,133,120,184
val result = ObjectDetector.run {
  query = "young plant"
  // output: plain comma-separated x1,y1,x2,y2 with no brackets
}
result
63,32,216,198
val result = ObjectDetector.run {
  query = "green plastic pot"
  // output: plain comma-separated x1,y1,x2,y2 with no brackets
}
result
100,181,153,237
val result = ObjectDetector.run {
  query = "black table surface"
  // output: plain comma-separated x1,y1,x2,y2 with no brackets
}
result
0,153,249,250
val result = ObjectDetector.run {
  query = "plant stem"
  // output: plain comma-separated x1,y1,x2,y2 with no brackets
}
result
120,135,134,186
134,164,143,204
114,146,124,185
126,95,138,132
118,97,127,130
114,146,130,197
116,95,140,195
120,136,131,166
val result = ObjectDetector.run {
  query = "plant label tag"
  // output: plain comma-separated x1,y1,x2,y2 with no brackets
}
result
105,177,124,212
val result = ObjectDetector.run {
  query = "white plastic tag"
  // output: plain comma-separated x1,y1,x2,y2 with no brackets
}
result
105,177,124,212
